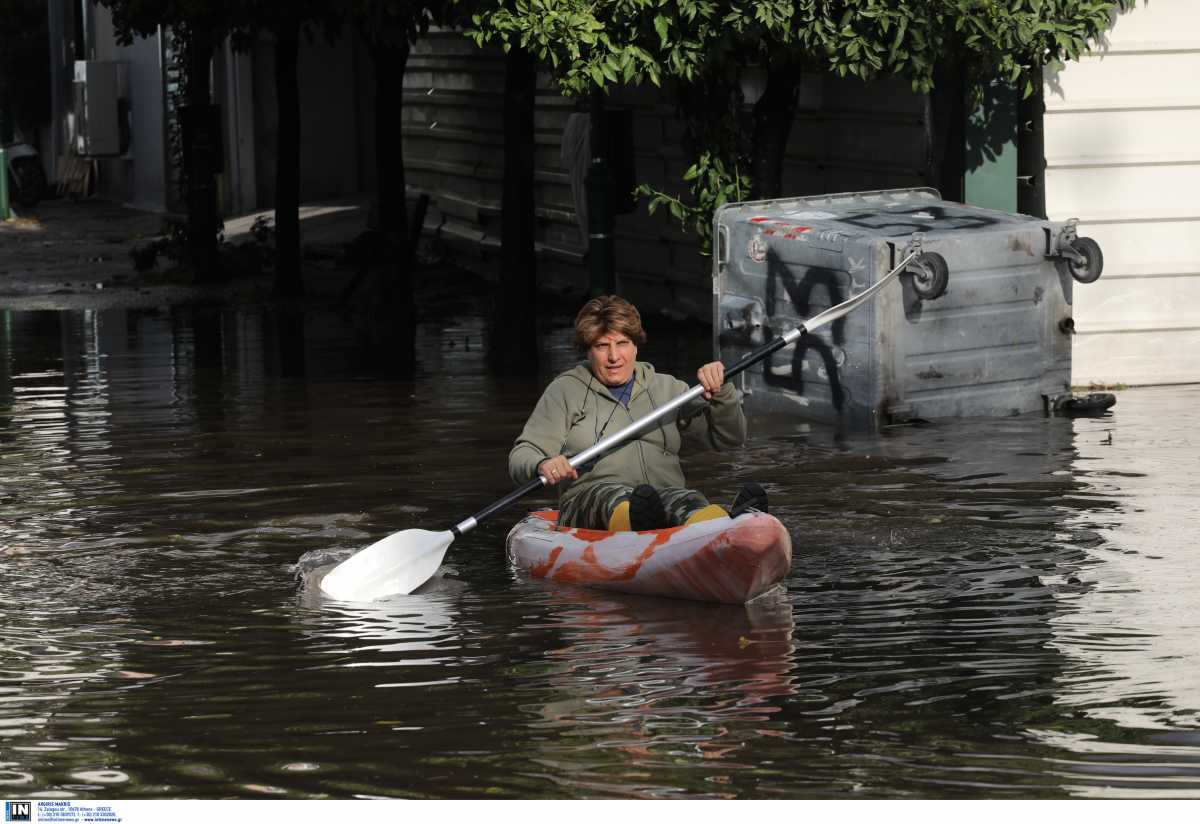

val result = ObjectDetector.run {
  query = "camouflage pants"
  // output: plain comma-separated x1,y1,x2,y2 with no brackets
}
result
558,482,711,530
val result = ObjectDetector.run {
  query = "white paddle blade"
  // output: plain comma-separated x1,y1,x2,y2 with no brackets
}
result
318,529,454,601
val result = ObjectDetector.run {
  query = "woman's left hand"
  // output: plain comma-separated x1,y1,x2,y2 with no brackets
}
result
697,361,726,400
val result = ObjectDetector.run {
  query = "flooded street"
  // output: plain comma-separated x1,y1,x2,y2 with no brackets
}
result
2,300,1198,799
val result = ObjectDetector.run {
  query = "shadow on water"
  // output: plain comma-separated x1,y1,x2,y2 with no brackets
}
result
2,295,1199,798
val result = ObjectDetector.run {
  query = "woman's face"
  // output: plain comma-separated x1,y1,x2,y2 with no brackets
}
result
587,330,637,387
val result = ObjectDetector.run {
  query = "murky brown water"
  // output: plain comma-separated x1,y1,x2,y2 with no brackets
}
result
2,301,1199,799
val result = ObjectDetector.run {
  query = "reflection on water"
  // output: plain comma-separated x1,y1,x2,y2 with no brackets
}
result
1054,398,1200,732
515,587,797,798
1,302,1199,798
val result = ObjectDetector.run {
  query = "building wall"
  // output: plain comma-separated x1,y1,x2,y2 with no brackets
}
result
1044,0,1200,386
114,33,168,212
86,7,167,211
44,4,169,212
215,43,258,216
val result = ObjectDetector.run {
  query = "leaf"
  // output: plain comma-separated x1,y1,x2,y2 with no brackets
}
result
654,14,669,47
888,15,907,64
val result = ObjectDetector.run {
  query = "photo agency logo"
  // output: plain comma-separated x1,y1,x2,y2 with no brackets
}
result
4,801,32,822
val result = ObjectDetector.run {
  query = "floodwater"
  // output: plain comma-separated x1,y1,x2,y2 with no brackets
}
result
2,300,1199,800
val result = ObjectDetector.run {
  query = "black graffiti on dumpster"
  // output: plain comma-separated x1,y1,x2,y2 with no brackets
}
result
761,248,847,411
834,206,1002,236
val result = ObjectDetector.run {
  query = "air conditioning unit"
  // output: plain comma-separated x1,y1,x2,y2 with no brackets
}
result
73,60,129,157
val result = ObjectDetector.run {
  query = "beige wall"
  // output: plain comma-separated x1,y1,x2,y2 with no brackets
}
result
1044,0,1200,386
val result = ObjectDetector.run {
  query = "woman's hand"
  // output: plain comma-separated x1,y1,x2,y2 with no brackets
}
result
538,455,578,486
697,361,726,400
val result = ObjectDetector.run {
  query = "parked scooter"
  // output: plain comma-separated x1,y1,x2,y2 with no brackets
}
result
3,141,47,207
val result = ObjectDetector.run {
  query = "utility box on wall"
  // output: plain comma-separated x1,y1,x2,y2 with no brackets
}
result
713,188,1104,429
73,60,128,157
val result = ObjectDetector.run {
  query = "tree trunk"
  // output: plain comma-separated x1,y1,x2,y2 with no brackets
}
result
926,56,967,203
185,27,220,282
749,61,802,200
373,39,410,243
376,39,416,375
273,22,302,297
488,44,539,375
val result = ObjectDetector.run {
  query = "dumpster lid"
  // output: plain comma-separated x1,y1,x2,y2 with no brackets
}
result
718,187,1042,240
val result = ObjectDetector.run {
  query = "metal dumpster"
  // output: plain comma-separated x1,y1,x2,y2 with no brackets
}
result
713,187,1103,429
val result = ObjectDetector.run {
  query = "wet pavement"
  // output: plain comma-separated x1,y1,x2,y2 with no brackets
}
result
0,196,375,311
1,288,1199,798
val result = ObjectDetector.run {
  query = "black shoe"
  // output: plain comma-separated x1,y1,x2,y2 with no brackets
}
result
730,482,768,518
629,484,669,531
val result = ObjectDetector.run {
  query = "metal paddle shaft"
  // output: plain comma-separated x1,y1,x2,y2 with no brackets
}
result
320,249,917,600
449,250,917,539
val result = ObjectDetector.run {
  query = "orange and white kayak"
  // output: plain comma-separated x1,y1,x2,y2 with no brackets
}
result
506,510,792,604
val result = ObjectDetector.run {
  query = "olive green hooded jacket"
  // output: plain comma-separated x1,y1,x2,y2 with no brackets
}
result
508,362,746,510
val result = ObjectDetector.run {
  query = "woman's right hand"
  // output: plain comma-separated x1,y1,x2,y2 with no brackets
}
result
538,455,578,486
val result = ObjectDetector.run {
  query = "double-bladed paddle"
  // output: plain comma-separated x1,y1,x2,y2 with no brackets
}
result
319,250,921,600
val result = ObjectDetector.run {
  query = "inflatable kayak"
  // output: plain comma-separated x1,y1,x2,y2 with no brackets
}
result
506,510,792,604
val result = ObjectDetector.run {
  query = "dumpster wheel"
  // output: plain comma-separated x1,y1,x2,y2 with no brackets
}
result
907,252,949,300
1058,236,1103,284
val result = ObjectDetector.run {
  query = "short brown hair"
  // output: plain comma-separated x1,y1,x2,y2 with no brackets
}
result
574,295,647,352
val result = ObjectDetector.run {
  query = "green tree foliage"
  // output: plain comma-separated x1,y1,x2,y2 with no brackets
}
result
100,0,236,43
470,1,774,252
349,0,451,48
473,0,1136,250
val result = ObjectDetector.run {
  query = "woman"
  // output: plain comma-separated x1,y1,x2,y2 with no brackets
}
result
509,295,766,531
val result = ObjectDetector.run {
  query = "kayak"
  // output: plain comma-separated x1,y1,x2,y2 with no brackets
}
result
506,510,792,604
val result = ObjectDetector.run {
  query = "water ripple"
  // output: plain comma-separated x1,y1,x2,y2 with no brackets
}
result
1,306,1198,797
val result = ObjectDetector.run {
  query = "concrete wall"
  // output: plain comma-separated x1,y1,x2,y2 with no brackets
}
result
1044,0,1200,387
